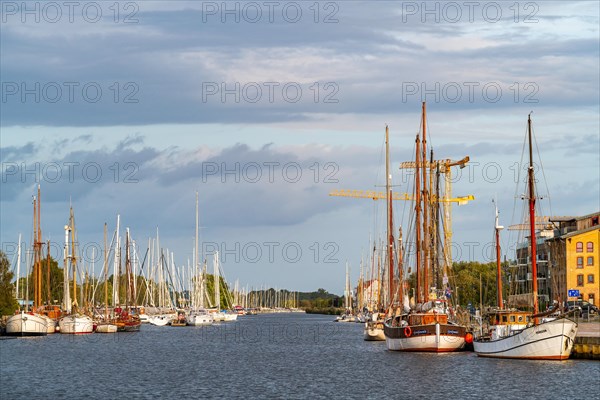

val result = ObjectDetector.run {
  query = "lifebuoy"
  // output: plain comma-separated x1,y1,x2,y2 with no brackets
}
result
404,326,412,337
464,332,473,344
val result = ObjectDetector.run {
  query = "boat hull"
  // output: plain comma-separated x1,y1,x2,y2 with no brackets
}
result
223,313,238,322
59,315,94,334
364,321,385,341
187,314,213,326
96,323,118,333
473,318,577,360
384,322,466,352
115,319,141,332
5,312,48,336
149,315,174,326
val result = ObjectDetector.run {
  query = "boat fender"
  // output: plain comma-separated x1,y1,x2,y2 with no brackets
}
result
404,326,412,337
465,332,473,344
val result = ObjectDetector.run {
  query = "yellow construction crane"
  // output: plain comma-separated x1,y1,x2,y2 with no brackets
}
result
328,189,474,205
399,156,472,270
329,156,474,271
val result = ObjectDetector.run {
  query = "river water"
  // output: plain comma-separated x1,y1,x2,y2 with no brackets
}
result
1,313,598,399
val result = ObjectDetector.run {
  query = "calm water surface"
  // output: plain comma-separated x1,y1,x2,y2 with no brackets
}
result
1,314,599,399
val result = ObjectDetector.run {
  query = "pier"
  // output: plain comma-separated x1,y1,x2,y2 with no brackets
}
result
572,322,600,360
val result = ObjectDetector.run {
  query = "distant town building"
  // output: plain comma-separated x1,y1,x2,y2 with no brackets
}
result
548,212,599,306
508,212,599,308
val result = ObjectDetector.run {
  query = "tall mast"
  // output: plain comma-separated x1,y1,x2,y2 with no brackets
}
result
527,114,538,316
70,207,77,310
415,132,422,304
385,125,395,307
36,185,42,309
126,228,131,310
104,223,109,319
195,191,199,309
113,215,120,308
397,227,403,307
431,150,439,290
46,239,51,305
63,223,71,313
32,190,41,308
494,201,504,309
16,234,21,300
421,102,429,302
31,195,37,310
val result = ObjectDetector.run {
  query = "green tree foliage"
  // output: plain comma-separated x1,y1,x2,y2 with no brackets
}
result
19,254,64,306
0,251,19,315
451,261,508,307
404,261,509,308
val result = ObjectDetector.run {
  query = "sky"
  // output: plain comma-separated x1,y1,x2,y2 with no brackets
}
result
1,1,599,295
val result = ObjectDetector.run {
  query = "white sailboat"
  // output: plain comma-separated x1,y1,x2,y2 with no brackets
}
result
473,114,577,360
58,207,94,334
384,104,470,352
187,192,214,327
6,188,48,337
364,126,392,341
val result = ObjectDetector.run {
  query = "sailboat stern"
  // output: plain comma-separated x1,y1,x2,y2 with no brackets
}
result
384,321,466,352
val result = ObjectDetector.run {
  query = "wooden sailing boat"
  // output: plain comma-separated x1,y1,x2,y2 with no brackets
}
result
58,206,94,334
473,114,578,360
364,126,393,340
113,227,141,332
96,223,117,333
6,186,49,336
383,103,468,352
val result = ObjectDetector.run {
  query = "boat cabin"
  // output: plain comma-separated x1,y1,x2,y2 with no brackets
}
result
486,310,530,326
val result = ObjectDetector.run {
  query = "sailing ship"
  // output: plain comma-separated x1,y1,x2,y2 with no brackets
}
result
6,186,48,336
113,227,141,332
58,206,94,334
364,126,393,341
336,263,357,322
383,103,470,352
187,192,214,326
96,223,117,333
473,114,577,360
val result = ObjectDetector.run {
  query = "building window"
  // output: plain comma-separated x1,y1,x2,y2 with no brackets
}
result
576,242,583,252
590,294,596,306
587,257,594,266
577,257,583,268
588,274,595,284
577,274,584,286
587,242,594,252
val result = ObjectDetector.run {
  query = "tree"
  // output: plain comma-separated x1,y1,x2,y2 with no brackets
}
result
21,254,64,306
0,251,19,315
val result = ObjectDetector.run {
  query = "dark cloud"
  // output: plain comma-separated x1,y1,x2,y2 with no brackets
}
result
1,2,597,127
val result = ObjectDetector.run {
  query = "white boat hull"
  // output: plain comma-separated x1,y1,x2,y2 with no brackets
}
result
59,315,94,334
149,315,174,326
384,322,466,352
364,322,385,341
223,313,238,322
187,313,213,326
6,312,48,336
41,315,56,334
96,323,118,333
212,312,225,322
473,318,577,360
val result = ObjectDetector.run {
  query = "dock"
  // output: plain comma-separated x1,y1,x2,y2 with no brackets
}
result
572,322,600,360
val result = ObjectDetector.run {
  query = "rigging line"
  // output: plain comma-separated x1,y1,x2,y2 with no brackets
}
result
510,121,528,236
532,122,553,219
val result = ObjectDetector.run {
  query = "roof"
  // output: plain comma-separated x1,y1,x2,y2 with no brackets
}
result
561,224,600,239
576,211,600,221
